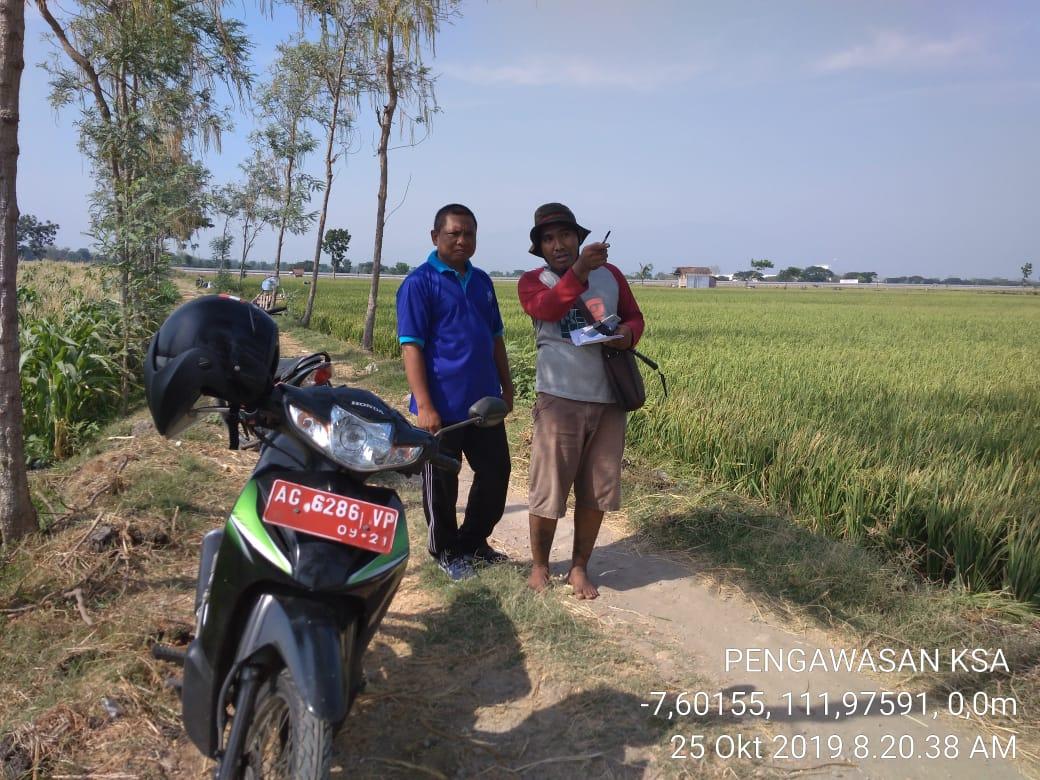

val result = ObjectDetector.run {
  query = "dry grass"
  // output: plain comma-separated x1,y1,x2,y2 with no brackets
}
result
16,261,113,319
0,413,252,778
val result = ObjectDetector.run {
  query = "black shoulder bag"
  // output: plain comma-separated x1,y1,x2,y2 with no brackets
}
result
574,298,667,412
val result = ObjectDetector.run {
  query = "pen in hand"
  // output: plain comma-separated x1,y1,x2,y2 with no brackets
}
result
602,230,611,245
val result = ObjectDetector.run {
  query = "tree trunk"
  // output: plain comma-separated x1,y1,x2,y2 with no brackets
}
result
301,134,333,328
272,127,298,280
238,219,249,281
0,0,38,546
118,262,130,412
362,31,397,353
302,39,347,329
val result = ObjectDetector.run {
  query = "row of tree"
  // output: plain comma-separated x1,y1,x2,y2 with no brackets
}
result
1,0,458,546
27,230,1034,288
15,214,59,259
732,258,1036,285
169,3,448,334
730,259,858,283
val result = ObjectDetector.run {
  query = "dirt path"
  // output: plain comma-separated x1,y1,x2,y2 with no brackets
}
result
481,481,1026,779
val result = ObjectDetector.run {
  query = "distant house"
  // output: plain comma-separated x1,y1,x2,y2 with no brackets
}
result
673,266,716,289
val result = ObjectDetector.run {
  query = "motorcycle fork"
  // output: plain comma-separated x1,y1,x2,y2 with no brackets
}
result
215,664,261,780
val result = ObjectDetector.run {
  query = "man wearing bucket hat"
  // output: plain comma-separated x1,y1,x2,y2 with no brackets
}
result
518,203,645,599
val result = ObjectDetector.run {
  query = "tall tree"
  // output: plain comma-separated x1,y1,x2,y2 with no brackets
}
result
1022,262,1033,286
36,0,251,408
300,5,366,327
256,40,321,280
360,0,450,351
750,258,774,274
15,213,58,258
208,183,237,273
137,154,211,284
322,227,351,279
232,151,279,280
733,270,762,281
636,262,653,285
802,265,835,282
0,0,38,545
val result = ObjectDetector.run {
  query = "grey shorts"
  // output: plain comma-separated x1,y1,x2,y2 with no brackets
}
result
528,393,627,519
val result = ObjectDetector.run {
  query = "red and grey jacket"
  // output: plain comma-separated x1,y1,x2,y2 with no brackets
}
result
518,263,644,403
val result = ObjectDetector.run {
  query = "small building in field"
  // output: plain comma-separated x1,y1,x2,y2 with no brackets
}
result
673,266,716,289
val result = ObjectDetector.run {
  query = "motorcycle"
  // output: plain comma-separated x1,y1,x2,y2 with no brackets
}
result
144,295,506,778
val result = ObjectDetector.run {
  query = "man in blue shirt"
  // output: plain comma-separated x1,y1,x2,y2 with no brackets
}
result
396,204,514,581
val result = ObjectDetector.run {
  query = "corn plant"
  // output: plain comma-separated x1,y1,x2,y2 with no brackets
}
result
19,301,123,460
16,262,172,463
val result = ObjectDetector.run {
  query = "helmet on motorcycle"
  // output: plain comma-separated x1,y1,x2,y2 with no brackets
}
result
144,295,279,436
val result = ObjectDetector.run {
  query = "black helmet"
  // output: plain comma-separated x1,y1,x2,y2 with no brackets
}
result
144,295,279,436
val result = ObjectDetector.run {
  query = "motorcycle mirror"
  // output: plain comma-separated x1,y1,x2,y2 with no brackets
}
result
468,396,508,428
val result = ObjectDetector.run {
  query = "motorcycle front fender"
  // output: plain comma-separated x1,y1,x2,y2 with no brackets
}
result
182,592,357,758
234,593,355,722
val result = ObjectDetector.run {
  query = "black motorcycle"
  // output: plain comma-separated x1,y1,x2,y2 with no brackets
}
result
144,295,506,778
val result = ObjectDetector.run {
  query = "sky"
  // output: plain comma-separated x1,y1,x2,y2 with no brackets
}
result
20,0,1040,279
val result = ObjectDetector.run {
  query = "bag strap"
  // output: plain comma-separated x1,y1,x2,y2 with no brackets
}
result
632,349,668,398
572,296,667,398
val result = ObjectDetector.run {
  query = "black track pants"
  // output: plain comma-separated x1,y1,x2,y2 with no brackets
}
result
421,421,510,558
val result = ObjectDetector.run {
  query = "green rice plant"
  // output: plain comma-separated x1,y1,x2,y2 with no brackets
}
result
618,289,1037,603
504,336,537,401
950,513,1008,594
280,277,404,357
286,279,1040,603
1006,516,1040,606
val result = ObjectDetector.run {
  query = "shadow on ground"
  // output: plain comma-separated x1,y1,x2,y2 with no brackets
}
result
333,582,664,778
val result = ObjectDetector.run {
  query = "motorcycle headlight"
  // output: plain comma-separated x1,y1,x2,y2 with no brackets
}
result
288,404,423,472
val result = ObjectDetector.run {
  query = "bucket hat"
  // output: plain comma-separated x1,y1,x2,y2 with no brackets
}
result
528,203,591,256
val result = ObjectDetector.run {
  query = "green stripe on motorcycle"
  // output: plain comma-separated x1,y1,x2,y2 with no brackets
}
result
229,480,293,575
348,515,410,584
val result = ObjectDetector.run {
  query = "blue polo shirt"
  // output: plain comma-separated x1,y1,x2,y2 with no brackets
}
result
396,251,505,423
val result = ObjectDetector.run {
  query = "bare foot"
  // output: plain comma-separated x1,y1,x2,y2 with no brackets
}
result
567,566,599,599
528,564,552,592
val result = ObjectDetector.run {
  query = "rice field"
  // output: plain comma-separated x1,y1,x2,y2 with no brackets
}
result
279,277,1040,604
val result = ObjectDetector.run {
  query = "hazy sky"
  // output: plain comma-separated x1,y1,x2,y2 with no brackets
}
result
20,0,1040,278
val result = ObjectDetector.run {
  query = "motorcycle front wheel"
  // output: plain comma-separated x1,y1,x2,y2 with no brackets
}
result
241,668,333,779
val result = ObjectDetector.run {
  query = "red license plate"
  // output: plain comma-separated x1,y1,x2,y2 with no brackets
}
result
262,479,399,555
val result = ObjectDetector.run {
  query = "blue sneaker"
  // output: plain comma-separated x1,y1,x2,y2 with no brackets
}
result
437,553,476,582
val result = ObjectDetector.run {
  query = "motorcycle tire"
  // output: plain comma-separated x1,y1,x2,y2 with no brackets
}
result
240,668,334,779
